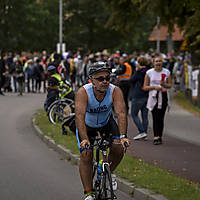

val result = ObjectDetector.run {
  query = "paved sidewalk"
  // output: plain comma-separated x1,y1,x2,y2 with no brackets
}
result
127,98,200,184
165,101,200,146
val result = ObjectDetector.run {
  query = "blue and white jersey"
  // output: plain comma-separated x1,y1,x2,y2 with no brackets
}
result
83,83,115,128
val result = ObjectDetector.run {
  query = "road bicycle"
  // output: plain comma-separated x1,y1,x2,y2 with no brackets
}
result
89,132,123,200
89,132,128,200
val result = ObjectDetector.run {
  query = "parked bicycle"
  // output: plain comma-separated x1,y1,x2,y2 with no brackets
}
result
47,83,74,124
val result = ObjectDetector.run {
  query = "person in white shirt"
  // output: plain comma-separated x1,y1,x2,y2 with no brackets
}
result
143,55,172,145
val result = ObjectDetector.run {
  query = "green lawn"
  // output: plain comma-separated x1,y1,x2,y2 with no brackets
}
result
173,92,200,117
35,109,200,200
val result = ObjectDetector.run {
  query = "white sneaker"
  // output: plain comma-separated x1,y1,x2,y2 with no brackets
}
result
133,133,147,140
84,194,94,200
111,174,117,191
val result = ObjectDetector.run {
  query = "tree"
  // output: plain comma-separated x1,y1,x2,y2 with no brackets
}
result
0,0,59,52
183,1,200,55
102,0,155,52
105,0,200,55
63,0,122,52
104,0,142,34
0,0,34,51
3,0,199,56
27,0,59,52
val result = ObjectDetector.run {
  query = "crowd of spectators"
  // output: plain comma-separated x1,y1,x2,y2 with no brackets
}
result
0,48,195,144
0,50,49,96
0,49,192,96
0,50,192,103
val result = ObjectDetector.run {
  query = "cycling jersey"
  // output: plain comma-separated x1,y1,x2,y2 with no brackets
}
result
83,83,115,128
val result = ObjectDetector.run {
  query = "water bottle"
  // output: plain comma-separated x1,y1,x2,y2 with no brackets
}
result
97,161,102,180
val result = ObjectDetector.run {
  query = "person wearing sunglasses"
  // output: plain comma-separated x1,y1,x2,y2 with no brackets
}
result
75,61,130,200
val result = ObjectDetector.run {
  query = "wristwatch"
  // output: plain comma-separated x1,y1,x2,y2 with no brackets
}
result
120,134,127,139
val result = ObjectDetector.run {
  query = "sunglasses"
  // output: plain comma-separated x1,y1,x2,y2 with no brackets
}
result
93,76,110,82
155,60,162,63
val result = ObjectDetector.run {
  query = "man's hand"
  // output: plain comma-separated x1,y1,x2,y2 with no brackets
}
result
80,139,90,149
120,138,130,149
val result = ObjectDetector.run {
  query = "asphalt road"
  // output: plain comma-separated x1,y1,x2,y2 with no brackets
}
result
0,93,132,200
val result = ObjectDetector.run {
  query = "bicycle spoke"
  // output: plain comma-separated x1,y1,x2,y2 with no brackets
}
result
48,100,74,124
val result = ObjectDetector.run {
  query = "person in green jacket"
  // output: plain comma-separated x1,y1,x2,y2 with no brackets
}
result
44,65,74,112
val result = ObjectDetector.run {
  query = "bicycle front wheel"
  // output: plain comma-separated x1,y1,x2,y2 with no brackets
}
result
100,164,115,200
48,100,72,124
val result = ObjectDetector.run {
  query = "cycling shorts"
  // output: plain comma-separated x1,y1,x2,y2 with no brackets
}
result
76,116,120,152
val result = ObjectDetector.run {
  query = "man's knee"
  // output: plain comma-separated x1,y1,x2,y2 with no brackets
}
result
80,150,93,164
111,139,124,153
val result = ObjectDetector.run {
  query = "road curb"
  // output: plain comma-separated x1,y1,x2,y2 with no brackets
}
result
32,117,169,200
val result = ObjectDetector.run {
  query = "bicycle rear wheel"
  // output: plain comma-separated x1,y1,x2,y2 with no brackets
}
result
48,100,72,124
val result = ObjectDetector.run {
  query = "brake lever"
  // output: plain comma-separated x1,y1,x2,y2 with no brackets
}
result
124,141,129,153
85,143,89,155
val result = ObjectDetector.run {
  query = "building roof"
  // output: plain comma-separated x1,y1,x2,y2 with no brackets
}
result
149,24,184,41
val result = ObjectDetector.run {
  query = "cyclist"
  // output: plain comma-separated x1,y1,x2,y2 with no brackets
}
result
44,65,74,112
75,62,130,200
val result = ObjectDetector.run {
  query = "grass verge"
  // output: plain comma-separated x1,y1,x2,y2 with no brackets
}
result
173,92,200,117
35,110,200,200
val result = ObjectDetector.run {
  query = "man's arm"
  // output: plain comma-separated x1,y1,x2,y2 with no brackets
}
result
112,86,127,135
112,86,130,147
75,87,89,147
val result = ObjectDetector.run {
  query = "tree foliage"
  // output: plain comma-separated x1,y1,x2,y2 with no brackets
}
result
183,1,200,54
0,0,59,52
105,0,200,54
0,0,34,51
104,0,143,34
144,0,200,54
62,0,155,52
1,0,200,55
0,0,154,53
63,0,123,52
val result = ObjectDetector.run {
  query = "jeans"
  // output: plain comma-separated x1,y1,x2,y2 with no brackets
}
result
13,76,18,92
26,76,32,92
131,97,148,133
